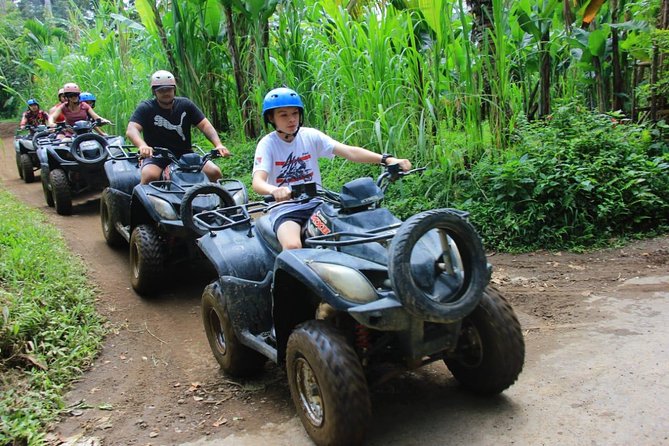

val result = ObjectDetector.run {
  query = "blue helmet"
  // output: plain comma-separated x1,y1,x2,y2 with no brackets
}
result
80,92,96,102
262,87,304,125
27,98,38,106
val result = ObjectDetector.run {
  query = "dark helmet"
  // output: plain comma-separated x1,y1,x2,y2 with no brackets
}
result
262,87,304,126
27,98,39,106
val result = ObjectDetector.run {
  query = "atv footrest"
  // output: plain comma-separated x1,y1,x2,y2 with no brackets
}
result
240,329,277,362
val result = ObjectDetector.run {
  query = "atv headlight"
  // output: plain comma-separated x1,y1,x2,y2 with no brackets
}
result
309,262,378,304
148,195,178,220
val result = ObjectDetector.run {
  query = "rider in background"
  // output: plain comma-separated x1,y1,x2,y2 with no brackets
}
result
19,99,49,131
48,83,111,138
252,87,411,250
126,70,231,184
80,91,106,136
49,88,66,124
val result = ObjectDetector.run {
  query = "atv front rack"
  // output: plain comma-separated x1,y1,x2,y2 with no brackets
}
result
193,201,269,232
304,223,402,247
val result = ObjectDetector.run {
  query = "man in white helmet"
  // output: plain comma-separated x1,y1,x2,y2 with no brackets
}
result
126,70,231,184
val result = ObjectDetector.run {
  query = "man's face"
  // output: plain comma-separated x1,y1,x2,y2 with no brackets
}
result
29,104,39,112
270,107,301,136
153,86,176,108
59,94,66,103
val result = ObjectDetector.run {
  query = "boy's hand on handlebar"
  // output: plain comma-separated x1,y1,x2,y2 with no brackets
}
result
389,157,412,171
271,186,293,202
138,145,153,158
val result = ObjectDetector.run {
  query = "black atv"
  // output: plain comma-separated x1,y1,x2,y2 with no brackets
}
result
35,119,123,215
100,146,248,296
185,164,525,446
14,124,47,183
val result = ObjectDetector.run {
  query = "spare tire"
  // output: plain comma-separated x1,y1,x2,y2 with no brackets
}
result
180,183,235,236
389,209,489,323
70,133,109,165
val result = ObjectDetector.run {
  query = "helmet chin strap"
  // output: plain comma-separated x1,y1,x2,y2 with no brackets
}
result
275,125,301,141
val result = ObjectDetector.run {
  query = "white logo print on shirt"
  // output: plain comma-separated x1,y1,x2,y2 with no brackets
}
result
154,112,186,141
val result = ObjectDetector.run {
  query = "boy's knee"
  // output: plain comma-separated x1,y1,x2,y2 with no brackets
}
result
281,240,303,250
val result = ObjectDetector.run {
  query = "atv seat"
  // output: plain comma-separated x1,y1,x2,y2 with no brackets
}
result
255,215,283,254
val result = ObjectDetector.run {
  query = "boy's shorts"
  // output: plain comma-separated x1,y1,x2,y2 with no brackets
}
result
272,206,317,233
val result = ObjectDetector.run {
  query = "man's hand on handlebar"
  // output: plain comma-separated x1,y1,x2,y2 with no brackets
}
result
138,145,153,159
215,145,231,158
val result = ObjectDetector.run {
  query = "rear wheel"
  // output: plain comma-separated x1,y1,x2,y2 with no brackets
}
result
445,286,525,395
201,282,266,377
41,170,54,207
49,169,72,215
286,321,371,446
100,188,124,247
20,154,35,183
129,224,165,296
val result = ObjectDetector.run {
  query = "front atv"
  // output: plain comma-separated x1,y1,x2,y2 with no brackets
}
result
189,164,525,446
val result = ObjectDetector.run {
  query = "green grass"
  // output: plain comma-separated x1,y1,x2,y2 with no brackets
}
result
0,190,105,445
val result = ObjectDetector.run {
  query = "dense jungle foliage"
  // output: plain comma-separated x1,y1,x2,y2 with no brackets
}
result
0,0,667,252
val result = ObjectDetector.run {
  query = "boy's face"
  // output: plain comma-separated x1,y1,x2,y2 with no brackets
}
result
270,107,300,135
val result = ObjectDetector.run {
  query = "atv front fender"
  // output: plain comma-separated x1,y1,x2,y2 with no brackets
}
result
196,229,275,281
274,249,414,331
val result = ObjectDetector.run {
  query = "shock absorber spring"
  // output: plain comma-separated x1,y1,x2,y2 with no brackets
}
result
355,324,370,366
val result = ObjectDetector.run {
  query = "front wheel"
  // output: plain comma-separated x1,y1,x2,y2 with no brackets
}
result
41,170,54,207
16,153,23,179
49,169,72,215
201,282,266,377
100,188,125,248
444,286,525,395
286,321,371,446
20,153,35,183
129,224,165,296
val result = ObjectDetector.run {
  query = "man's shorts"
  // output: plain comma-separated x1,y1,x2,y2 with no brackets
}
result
140,156,171,170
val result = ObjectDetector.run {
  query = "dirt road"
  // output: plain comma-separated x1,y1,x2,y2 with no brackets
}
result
2,122,668,446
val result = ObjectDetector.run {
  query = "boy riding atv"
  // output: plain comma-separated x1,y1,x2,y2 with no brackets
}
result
252,87,411,250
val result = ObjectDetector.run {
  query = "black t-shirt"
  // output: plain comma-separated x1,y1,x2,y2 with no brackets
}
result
129,97,206,157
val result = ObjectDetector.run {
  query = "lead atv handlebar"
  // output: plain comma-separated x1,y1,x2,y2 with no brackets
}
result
263,163,426,207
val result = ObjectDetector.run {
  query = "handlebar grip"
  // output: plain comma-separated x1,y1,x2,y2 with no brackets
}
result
263,195,276,203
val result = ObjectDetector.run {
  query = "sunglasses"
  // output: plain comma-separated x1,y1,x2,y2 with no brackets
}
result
65,93,80,98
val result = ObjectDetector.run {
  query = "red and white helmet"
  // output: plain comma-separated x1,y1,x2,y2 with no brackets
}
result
63,82,81,94
150,70,176,89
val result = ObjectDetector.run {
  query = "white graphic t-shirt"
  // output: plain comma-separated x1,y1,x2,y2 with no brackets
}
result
253,127,337,223
253,127,336,187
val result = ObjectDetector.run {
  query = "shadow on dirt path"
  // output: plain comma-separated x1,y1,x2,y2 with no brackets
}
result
1,121,668,446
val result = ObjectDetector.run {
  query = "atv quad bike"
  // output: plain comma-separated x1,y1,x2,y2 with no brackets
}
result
35,119,123,215
100,146,248,296
185,164,525,446
14,124,47,183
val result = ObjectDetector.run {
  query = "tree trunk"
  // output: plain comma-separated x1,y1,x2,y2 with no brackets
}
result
149,1,178,80
225,6,258,139
610,0,625,111
539,28,551,118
